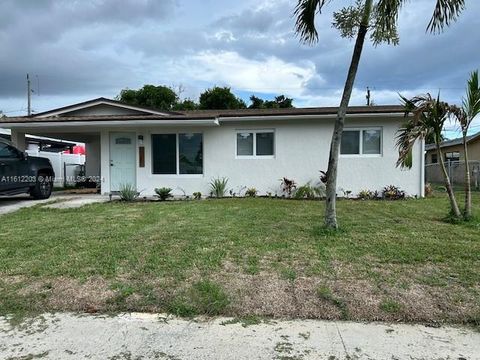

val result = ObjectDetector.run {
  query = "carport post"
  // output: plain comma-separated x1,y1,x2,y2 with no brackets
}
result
10,129,26,151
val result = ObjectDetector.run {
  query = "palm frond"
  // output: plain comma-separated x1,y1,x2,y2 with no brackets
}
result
427,0,465,33
463,70,480,122
294,0,331,44
371,0,403,45
396,92,453,168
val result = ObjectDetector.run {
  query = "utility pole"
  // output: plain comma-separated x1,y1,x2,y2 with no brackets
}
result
366,86,371,106
27,73,31,116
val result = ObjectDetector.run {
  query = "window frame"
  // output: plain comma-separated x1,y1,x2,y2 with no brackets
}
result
151,132,204,177
444,151,460,163
235,129,275,159
340,127,383,157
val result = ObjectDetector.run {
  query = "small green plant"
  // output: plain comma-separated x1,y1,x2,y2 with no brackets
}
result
209,177,229,198
118,183,139,202
154,187,173,201
382,185,406,200
245,187,257,197
294,182,324,199
193,192,202,200
280,177,296,197
357,189,379,200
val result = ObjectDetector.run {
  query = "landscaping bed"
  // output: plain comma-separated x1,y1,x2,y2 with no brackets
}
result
0,194,479,327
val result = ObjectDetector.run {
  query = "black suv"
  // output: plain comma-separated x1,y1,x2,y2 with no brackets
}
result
0,138,55,199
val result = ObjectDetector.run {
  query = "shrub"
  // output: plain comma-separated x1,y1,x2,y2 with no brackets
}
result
294,182,324,199
357,189,379,200
155,187,173,201
193,192,202,200
280,177,296,197
245,188,257,197
118,183,139,202
209,177,229,198
382,185,406,200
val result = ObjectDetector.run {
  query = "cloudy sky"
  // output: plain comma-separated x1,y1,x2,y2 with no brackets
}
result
0,0,478,135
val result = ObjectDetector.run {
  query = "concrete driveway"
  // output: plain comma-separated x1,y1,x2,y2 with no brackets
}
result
0,193,109,215
0,313,478,359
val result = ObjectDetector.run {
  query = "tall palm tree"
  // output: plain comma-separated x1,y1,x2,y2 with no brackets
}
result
451,70,480,219
294,0,465,229
396,94,461,218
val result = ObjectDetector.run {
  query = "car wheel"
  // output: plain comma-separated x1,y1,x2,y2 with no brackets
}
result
31,172,53,199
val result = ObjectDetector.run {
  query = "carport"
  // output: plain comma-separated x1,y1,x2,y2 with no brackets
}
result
8,127,101,185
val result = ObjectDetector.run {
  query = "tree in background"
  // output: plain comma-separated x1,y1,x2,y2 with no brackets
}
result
396,94,461,219
174,99,199,111
294,0,465,229
248,95,294,109
116,85,178,111
451,70,480,219
199,86,246,110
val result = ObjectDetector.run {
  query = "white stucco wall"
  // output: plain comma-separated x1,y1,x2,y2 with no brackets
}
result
98,116,424,198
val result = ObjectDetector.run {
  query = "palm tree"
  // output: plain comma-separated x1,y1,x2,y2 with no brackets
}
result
396,94,461,219
294,0,465,229
451,70,480,219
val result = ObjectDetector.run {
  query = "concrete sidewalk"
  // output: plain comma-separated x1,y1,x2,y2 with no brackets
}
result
0,313,478,359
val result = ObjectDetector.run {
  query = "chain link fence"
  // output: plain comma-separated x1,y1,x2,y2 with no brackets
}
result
425,160,480,189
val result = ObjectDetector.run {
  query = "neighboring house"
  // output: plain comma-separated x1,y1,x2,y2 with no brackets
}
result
425,132,480,164
424,132,480,187
0,97,425,197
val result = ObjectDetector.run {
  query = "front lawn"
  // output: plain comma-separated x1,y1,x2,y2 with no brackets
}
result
0,194,479,326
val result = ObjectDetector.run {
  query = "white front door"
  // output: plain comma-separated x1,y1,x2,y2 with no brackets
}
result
109,132,136,192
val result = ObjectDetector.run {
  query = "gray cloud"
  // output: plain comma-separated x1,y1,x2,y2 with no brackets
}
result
0,0,478,117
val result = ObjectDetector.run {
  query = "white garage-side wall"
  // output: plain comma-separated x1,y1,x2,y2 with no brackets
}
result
99,115,423,198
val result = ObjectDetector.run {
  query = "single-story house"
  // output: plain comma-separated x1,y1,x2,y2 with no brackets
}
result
0,97,424,197
425,131,480,164
424,132,480,187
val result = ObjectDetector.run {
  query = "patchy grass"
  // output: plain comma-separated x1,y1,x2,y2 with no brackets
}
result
167,280,230,317
379,299,403,314
0,194,479,326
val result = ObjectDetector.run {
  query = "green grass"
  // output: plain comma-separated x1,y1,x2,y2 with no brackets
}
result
167,280,230,317
0,193,479,324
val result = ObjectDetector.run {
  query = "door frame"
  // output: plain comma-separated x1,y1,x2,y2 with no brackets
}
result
109,131,137,192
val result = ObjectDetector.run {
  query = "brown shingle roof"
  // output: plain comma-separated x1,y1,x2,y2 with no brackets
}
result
0,105,405,124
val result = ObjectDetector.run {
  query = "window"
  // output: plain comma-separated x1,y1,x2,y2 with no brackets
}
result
431,153,438,164
179,133,203,174
340,129,382,155
152,133,203,175
236,130,274,157
0,143,20,158
445,151,460,163
115,137,132,145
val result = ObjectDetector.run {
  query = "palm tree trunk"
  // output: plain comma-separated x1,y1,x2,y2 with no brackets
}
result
325,0,373,229
462,133,472,218
436,143,461,218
